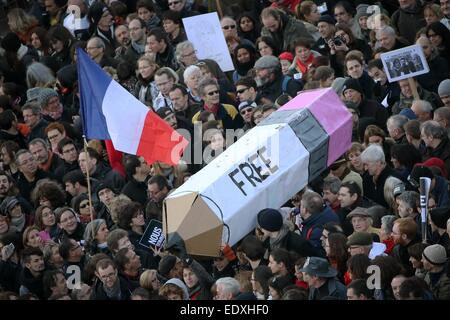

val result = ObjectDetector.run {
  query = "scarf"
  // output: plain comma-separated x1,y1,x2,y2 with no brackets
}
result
203,103,219,115
269,224,290,249
17,44,29,60
103,279,121,299
11,215,26,232
38,151,54,171
131,41,145,55
295,53,314,75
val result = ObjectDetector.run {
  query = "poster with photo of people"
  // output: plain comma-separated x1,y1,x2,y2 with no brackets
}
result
380,44,429,83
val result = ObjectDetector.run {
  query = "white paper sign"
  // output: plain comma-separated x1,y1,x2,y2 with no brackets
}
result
380,44,430,83
182,12,235,72
169,123,310,246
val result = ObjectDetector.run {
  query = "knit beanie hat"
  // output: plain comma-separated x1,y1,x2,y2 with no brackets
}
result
422,244,447,265
257,208,283,232
38,88,59,108
331,77,346,96
343,78,363,95
429,207,450,230
88,1,109,26
438,79,450,97
355,4,370,22
57,65,78,89
83,219,106,243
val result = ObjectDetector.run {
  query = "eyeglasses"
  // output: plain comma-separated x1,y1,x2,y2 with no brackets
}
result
168,0,181,6
207,90,220,96
100,272,116,281
62,147,76,154
236,87,249,95
181,50,197,58
222,25,236,30
79,202,90,209
240,108,253,115
48,134,60,141
19,157,35,166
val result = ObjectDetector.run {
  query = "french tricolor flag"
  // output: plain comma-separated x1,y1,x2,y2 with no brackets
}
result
77,48,188,166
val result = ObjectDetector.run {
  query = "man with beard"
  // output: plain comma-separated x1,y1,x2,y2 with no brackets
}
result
391,217,421,276
28,139,63,175
114,25,131,61
254,55,303,103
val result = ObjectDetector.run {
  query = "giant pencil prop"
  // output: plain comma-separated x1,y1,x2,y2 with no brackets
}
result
163,88,352,257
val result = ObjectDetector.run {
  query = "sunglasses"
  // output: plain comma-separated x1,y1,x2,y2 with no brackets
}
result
207,90,219,96
79,202,89,209
240,108,253,115
236,87,249,94
222,25,236,30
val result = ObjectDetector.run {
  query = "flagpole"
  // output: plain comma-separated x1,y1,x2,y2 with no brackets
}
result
83,135,94,222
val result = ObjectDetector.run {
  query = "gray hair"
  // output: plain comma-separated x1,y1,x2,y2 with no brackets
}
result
198,77,219,97
387,115,408,131
376,26,396,38
384,176,403,209
88,37,105,50
155,67,179,83
360,144,385,164
26,62,56,88
215,277,240,298
397,191,419,209
15,149,33,166
301,191,324,214
421,120,447,139
21,102,42,115
183,65,201,80
412,100,433,113
323,176,342,194
175,40,195,61
434,107,450,123
381,215,397,235
29,138,50,149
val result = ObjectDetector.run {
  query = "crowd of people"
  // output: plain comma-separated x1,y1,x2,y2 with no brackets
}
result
0,0,450,301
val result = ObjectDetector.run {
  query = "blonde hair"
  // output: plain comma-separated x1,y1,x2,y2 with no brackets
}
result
140,269,159,291
22,225,41,248
7,8,38,34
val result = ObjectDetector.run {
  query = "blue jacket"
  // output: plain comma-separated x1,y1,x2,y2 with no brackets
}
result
301,205,340,249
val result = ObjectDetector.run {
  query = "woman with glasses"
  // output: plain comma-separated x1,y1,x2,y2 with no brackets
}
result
192,77,244,130
72,194,96,224
34,205,58,239
140,269,162,293
54,207,85,243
